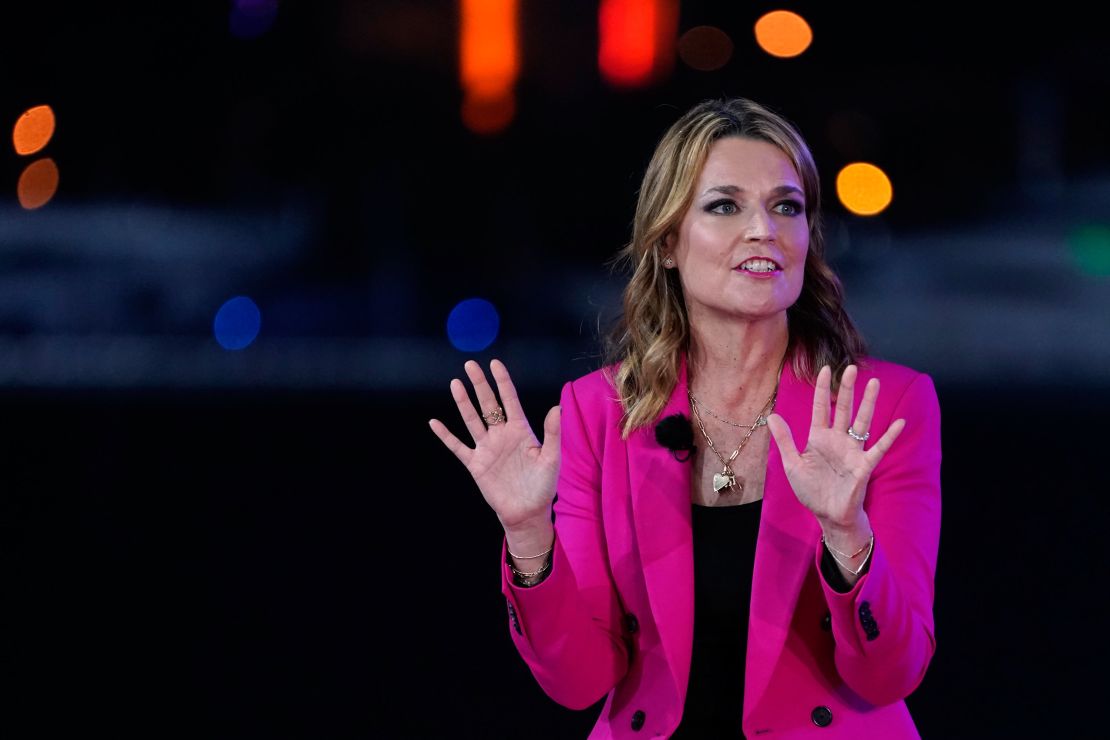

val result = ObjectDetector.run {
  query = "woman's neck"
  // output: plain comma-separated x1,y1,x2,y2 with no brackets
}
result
687,313,789,411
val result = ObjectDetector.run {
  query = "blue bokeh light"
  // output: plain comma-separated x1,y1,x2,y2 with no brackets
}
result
447,298,500,352
230,0,279,40
214,296,262,350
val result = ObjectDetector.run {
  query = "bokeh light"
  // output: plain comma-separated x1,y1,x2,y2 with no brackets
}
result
230,0,279,40
17,158,60,210
599,0,678,88
214,296,262,350
460,0,518,133
462,93,516,136
447,298,500,352
677,26,733,72
1070,225,1110,276
836,162,893,216
12,104,56,156
754,10,813,59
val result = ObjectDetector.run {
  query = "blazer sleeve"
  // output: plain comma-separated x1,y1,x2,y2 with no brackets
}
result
814,371,942,706
498,378,629,710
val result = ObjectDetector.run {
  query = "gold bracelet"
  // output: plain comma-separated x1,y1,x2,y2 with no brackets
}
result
510,556,551,586
821,532,874,560
507,540,554,560
823,535,874,576
510,555,551,579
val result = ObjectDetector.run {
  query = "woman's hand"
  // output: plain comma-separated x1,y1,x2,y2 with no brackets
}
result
766,364,905,533
429,359,561,534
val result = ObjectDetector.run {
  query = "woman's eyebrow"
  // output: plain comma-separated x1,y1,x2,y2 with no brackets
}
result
700,184,804,198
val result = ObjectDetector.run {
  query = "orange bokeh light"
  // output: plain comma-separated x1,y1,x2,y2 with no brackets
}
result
678,25,733,72
754,10,813,59
13,104,56,156
836,162,893,216
461,92,516,135
460,0,518,100
17,157,60,210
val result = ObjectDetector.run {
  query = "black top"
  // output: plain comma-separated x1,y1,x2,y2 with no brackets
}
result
670,500,856,739
671,499,762,739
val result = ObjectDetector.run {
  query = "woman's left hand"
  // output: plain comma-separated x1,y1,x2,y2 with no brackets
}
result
766,364,905,531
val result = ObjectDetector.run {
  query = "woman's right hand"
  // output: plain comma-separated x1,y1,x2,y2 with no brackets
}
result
429,359,561,534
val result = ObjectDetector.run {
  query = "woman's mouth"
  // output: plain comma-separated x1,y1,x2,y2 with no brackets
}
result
734,257,782,277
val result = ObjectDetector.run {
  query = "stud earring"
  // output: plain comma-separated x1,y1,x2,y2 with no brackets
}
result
663,257,675,268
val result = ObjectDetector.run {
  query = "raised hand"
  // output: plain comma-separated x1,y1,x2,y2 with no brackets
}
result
765,364,905,531
429,359,561,533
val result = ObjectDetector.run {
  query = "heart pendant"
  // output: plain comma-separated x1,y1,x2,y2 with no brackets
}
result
712,471,737,493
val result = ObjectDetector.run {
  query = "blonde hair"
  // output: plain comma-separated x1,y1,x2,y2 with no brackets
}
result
601,97,868,438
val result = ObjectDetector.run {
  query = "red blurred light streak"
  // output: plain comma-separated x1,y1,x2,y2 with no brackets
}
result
599,0,677,88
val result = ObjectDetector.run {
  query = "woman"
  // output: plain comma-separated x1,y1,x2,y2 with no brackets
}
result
429,97,941,738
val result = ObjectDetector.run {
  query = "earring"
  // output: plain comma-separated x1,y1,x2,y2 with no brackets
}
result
663,257,675,268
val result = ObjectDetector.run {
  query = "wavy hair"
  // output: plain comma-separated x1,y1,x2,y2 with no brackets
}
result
601,97,868,438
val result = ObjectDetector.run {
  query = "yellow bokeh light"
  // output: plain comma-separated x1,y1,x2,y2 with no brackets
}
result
754,10,812,58
17,157,60,210
13,105,56,156
836,163,893,216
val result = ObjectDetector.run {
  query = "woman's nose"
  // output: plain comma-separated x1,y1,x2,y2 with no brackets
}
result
744,208,775,241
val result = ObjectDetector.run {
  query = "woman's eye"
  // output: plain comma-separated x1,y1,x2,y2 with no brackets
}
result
707,199,737,215
775,200,804,216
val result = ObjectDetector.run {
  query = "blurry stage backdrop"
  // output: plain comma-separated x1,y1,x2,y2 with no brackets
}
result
2,1,1108,737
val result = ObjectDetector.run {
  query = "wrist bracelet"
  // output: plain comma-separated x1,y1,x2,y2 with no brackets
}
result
822,534,874,576
508,541,554,560
821,531,874,560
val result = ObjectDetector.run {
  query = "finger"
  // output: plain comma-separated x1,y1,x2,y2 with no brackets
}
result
490,358,527,425
450,377,488,442
810,365,832,431
766,413,800,465
865,417,906,465
832,364,857,432
428,418,473,466
464,360,503,421
850,377,880,441
538,405,561,466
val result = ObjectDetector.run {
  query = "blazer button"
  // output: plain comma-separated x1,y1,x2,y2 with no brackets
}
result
624,613,640,634
811,706,833,727
820,612,831,631
630,710,646,731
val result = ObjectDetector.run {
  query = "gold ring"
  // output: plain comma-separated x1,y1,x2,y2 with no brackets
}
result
482,406,506,425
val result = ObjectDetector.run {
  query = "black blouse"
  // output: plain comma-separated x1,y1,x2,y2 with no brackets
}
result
671,500,855,739
671,499,762,739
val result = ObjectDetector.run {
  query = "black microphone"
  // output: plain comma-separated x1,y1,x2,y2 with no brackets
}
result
654,413,696,462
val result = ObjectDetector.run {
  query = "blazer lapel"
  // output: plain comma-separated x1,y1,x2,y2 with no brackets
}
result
628,352,696,703
744,358,821,714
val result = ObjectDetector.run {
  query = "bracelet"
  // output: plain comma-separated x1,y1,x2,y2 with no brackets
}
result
508,541,554,560
822,534,875,576
822,532,874,560
510,555,552,586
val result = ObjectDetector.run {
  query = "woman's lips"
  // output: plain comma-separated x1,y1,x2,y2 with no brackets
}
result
733,266,781,279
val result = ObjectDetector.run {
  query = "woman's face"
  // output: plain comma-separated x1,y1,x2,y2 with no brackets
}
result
666,135,809,325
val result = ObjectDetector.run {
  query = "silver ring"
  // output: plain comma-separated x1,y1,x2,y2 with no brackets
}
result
847,427,870,442
482,406,506,426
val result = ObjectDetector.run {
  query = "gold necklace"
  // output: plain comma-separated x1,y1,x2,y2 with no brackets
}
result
687,356,785,495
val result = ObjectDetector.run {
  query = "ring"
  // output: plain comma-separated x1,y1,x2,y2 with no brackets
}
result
847,426,870,442
482,406,506,426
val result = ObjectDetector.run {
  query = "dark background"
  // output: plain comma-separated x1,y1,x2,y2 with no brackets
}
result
2,2,1108,737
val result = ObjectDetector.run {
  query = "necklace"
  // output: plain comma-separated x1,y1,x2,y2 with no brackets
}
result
687,355,786,495
687,392,763,429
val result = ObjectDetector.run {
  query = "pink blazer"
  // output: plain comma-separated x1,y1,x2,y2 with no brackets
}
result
501,352,941,738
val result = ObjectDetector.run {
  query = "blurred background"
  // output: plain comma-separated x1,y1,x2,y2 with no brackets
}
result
1,1,1107,737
